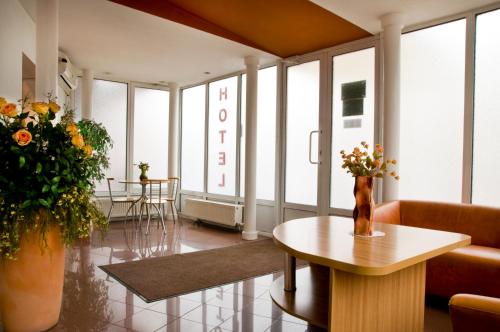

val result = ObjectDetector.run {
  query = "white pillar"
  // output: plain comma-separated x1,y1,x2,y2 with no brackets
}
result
35,0,59,100
242,56,259,240
168,83,179,177
167,83,180,220
81,69,93,120
381,13,404,202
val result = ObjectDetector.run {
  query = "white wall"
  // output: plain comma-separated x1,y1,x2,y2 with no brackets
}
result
0,0,36,101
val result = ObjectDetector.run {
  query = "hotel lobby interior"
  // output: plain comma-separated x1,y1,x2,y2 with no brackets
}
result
1,0,500,331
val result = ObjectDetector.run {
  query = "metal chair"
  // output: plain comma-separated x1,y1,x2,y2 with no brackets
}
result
139,179,168,235
106,178,138,226
164,177,180,224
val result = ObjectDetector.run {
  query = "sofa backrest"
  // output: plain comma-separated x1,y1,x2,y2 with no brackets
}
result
399,200,500,248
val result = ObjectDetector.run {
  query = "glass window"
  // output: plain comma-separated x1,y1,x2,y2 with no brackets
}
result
400,20,465,202
92,79,128,192
472,9,500,207
331,48,375,209
132,87,169,183
207,77,238,195
285,61,320,206
181,85,206,192
240,66,277,201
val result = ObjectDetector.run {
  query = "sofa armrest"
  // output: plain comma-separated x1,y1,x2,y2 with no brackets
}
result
449,294,500,332
373,200,401,224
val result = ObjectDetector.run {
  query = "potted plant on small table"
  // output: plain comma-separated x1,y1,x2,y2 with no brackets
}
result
0,97,110,331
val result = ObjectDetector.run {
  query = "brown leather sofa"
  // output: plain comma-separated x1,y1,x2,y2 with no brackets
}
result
449,294,500,332
373,200,500,298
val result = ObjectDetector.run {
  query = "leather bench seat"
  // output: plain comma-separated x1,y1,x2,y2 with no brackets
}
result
374,200,500,298
427,245,500,298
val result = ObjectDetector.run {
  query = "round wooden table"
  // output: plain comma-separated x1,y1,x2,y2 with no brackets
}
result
271,217,470,331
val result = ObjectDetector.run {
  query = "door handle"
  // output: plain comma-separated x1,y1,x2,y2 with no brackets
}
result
308,130,322,165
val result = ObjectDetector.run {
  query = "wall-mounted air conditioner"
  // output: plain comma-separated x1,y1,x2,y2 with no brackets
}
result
58,52,78,90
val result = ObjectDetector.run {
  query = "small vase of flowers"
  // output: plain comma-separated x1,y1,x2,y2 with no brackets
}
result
341,141,399,236
138,162,150,181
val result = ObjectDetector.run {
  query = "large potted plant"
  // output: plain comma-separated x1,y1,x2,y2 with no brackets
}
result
0,97,110,331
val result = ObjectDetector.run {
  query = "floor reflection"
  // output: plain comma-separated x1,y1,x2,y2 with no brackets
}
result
43,219,452,331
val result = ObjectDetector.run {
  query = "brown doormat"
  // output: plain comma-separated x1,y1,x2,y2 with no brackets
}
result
99,238,306,302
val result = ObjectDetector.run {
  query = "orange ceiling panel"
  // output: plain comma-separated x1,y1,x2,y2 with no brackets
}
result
110,0,372,58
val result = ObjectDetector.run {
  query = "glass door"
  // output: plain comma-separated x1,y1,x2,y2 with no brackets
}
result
329,46,377,215
283,59,322,220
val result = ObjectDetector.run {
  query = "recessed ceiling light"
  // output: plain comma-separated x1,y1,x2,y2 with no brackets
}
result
204,71,211,75
103,71,112,75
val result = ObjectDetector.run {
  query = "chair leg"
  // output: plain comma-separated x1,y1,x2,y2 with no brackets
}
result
146,203,152,235
107,202,114,223
170,201,178,225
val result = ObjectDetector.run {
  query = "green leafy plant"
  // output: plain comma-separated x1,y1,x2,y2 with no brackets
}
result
0,96,109,260
78,119,113,183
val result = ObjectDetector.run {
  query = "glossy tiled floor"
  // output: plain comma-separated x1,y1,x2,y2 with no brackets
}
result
45,219,452,332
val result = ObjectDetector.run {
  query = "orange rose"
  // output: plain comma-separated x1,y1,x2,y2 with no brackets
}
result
12,129,32,146
71,134,84,148
66,123,79,136
0,103,17,117
82,144,93,157
0,97,6,108
31,102,49,116
48,101,61,113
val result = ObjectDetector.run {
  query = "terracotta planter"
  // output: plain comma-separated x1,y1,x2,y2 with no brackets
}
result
0,226,65,332
353,176,374,236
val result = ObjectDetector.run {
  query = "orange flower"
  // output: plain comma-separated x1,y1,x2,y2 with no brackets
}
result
71,134,85,148
12,129,32,146
31,102,49,116
48,101,61,113
82,144,93,157
66,123,79,136
390,171,396,177
0,97,6,108
375,144,384,153
395,176,400,180
0,103,17,117
374,159,381,168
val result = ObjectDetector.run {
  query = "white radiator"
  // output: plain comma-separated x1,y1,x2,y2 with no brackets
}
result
182,198,243,227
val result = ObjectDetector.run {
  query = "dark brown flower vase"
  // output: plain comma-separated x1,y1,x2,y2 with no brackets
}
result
353,176,374,236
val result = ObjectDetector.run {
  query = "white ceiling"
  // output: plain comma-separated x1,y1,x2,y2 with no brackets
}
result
312,0,500,33
19,0,500,85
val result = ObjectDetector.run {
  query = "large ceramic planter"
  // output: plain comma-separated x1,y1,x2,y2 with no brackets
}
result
0,226,65,332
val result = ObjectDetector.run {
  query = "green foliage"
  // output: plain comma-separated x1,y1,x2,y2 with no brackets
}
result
78,119,113,183
0,97,110,260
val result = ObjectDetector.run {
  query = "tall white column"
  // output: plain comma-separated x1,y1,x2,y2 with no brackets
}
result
167,83,180,220
81,69,93,120
35,0,59,100
168,82,179,177
242,56,259,240
381,13,404,202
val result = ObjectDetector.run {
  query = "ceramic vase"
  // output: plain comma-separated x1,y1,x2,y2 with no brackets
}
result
353,176,374,236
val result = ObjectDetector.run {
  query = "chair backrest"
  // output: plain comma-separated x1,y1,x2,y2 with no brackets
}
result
167,177,179,201
106,177,115,202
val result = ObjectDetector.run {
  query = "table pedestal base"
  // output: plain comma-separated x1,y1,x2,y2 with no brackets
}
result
271,262,426,332
330,261,426,331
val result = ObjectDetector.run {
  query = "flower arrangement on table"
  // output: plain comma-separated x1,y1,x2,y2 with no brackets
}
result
340,141,398,236
341,141,399,179
0,96,110,260
138,161,150,180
